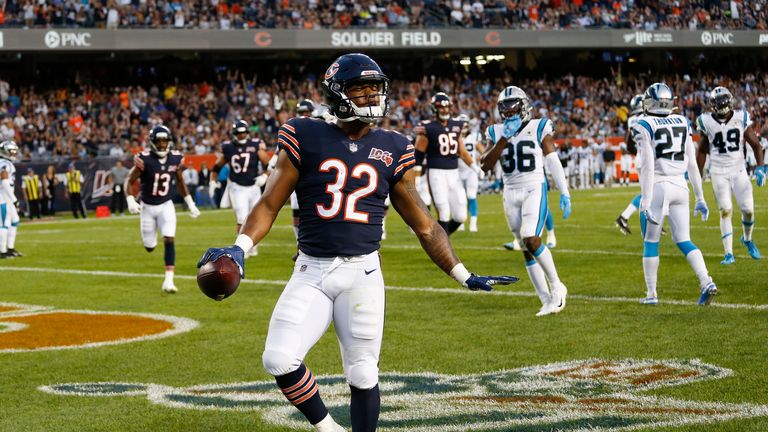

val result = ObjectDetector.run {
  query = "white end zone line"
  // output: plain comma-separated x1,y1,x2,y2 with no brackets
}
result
1,266,766,311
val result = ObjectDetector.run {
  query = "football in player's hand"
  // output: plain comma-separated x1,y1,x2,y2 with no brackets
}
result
197,257,241,301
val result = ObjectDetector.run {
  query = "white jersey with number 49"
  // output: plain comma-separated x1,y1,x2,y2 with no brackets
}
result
695,110,752,171
486,118,553,188
631,113,694,180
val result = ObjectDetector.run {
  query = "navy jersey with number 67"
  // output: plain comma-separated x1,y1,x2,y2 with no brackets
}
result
277,117,415,257
221,139,263,186
420,119,465,170
137,150,184,205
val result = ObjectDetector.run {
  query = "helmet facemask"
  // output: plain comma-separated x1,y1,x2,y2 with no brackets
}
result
498,98,530,137
151,137,171,158
334,78,390,124
711,93,732,120
0,141,19,161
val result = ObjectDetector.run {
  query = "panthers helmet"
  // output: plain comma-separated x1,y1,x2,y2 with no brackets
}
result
709,86,733,120
0,140,18,161
148,125,173,158
431,93,453,121
297,99,314,116
456,114,470,135
629,94,644,116
642,83,675,116
321,53,390,123
232,120,250,145
497,86,532,122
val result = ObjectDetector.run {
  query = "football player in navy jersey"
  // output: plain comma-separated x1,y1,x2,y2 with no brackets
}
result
414,92,483,235
198,53,518,432
126,125,200,293
210,120,270,257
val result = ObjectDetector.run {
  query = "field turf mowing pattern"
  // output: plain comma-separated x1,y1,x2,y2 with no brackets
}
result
1,183,767,431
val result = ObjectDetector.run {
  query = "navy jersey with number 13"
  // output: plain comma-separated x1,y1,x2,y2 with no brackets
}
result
277,117,415,257
222,139,264,186
137,150,184,205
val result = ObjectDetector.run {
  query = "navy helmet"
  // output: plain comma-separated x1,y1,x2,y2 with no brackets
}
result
148,125,173,157
232,120,250,145
297,99,314,116
431,92,453,121
321,53,390,123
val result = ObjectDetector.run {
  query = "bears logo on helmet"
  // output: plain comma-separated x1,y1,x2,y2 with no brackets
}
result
148,125,173,158
321,53,390,124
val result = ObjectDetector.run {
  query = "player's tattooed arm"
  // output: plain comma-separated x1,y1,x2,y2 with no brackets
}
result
480,135,507,172
390,170,460,274
745,126,765,167
695,135,709,177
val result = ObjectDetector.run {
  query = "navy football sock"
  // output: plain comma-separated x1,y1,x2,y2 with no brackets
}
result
447,220,462,234
275,364,328,425
163,241,175,267
350,384,380,432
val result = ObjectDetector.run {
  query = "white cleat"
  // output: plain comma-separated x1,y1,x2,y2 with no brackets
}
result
162,280,178,294
536,283,567,316
458,223,466,231
246,245,259,258
546,232,557,248
469,223,478,232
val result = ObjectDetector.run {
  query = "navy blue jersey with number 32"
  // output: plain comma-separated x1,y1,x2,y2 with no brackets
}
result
277,117,415,257
138,150,184,205
221,139,263,186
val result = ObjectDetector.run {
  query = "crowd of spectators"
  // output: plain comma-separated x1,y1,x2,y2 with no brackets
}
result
0,67,766,162
0,0,765,31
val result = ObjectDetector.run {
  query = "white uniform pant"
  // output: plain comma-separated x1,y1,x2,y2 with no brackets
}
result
643,180,691,244
459,167,479,200
263,251,385,390
0,200,19,228
428,168,467,223
620,155,633,172
140,200,176,248
711,167,753,214
415,174,431,206
503,182,548,241
289,191,299,210
227,182,262,225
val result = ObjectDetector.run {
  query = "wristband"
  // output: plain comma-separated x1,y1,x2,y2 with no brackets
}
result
450,263,471,286
234,234,254,253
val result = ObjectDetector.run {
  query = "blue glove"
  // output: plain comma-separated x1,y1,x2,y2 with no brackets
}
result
693,200,709,222
465,274,520,291
197,246,246,278
559,194,571,220
756,166,766,187
503,116,522,139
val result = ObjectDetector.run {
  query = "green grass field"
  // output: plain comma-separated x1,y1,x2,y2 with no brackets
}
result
1,184,767,432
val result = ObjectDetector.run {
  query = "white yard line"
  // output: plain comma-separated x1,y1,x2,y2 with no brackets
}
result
1,265,765,311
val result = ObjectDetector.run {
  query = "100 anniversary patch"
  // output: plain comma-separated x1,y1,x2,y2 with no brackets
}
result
40,358,768,431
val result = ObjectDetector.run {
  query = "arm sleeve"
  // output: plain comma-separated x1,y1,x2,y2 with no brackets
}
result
544,152,569,196
634,126,655,209
685,134,705,202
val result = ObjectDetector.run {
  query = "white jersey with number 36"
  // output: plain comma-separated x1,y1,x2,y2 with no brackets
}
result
696,110,752,171
486,118,553,188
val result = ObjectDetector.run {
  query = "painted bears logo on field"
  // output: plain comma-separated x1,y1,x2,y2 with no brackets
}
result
0,302,198,353
40,358,768,431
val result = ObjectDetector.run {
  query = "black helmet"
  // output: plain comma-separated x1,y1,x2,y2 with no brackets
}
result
297,99,314,116
148,125,173,157
321,53,390,123
431,92,452,121
232,120,250,145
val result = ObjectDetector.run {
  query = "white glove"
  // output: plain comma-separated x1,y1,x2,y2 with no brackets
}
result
470,162,484,179
208,181,219,199
255,173,268,187
126,195,141,214
184,195,200,218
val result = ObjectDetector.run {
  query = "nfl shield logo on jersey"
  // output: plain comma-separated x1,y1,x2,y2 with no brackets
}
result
348,142,359,153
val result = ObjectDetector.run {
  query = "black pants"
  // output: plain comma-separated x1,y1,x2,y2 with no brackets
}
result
111,186,126,214
42,196,55,216
70,193,86,218
28,199,41,219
